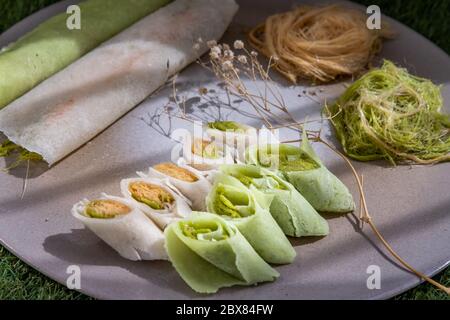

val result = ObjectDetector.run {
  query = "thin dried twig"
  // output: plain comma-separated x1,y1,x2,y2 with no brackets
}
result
317,137,450,294
20,159,30,200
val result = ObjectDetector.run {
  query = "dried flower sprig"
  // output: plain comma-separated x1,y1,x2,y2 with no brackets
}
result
194,38,319,136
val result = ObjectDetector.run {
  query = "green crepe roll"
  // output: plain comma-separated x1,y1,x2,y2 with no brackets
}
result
0,0,172,109
246,131,355,213
206,173,296,264
220,164,329,237
165,212,279,294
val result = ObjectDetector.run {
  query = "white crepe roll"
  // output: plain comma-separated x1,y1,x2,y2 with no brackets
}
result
139,162,211,211
0,0,239,165
177,157,219,184
71,194,167,261
206,124,258,162
121,177,191,229
182,133,235,172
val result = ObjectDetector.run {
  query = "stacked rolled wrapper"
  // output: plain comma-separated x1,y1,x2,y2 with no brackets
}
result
73,122,354,293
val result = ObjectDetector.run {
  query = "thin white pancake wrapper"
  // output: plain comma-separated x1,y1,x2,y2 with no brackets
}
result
72,194,167,261
181,133,235,172
0,0,238,165
120,177,192,229
139,163,211,211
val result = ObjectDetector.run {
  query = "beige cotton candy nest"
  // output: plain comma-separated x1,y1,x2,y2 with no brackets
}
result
248,4,393,83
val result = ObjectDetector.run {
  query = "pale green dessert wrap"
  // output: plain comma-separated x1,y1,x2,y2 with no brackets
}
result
206,173,296,264
220,164,329,237
0,0,172,109
246,131,355,213
165,212,279,294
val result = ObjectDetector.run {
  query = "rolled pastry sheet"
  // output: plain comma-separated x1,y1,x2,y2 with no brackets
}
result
181,133,235,172
120,177,192,229
206,121,257,162
220,164,329,237
140,161,211,211
206,173,296,264
72,194,167,261
205,122,281,163
0,0,238,165
0,0,172,109
165,212,279,293
246,130,355,213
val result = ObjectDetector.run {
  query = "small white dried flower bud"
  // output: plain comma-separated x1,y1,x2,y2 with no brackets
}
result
211,46,221,56
237,55,248,64
222,60,233,71
223,43,230,51
251,50,259,57
197,37,203,43
233,40,245,49
193,43,201,51
272,55,280,62
210,51,219,60
224,49,234,59
207,40,217,48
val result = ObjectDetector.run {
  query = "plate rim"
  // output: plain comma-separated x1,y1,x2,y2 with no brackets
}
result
0,0,449,300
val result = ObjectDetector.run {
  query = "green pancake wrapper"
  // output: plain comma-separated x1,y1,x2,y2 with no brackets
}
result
0,0,171,109
206,173,296,264
165,212,279,294
220,164,329,237
246,131,355,213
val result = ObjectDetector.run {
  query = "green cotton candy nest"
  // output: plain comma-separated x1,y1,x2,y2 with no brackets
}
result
327,60,450,164
0,140,43,170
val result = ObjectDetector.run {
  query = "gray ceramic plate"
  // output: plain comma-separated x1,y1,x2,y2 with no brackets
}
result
0,0,449,300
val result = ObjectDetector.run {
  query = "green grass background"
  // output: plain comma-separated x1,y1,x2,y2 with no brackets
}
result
0,0,449,300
